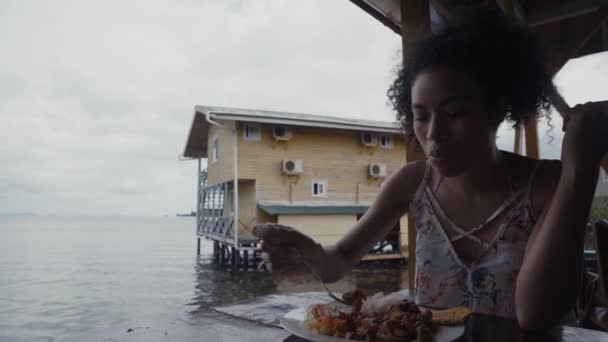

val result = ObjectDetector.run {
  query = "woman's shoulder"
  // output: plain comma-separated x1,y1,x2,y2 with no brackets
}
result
503,152,561,181
382,160,428,202
503,152,562,216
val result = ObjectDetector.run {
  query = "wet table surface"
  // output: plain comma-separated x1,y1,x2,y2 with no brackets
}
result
57,292,608,342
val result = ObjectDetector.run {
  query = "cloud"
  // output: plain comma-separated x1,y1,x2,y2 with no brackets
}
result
0,0,400,216
1,0,606,215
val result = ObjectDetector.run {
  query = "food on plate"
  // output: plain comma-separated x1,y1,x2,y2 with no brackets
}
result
305,292,438,341
342,289,367,311
430,307,471,326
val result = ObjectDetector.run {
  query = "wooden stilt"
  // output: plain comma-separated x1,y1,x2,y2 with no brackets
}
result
243,250,249,269
213,241,219,262
220,244,227,264
231,247,240,270
197,237,201,255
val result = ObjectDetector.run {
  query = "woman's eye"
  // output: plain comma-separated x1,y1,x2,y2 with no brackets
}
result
413,113,429,122
446,111,466,118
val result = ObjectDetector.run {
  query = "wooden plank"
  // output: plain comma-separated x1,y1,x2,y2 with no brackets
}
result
401,0,430,295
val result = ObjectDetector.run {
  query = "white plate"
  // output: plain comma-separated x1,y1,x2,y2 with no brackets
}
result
280,307,465,342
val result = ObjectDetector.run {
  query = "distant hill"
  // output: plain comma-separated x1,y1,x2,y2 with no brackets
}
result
176,211,196,217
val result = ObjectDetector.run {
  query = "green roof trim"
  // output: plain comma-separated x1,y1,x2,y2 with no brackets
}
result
258,205,369,216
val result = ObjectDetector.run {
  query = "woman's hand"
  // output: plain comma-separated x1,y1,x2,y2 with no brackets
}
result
252,223,325,276
561,101,608,173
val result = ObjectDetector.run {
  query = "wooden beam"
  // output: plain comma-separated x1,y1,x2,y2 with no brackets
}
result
349,0,401,35
401,0,430,296
528,0,605,27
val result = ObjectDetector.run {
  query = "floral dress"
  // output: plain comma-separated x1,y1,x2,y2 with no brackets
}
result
412,161,546,318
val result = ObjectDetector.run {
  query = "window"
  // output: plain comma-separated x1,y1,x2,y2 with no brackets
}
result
312,181,327,197
244,124,261,141
380,134,393,149
212,137,219,162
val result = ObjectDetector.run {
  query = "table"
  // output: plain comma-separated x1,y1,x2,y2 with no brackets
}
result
58,292,608,342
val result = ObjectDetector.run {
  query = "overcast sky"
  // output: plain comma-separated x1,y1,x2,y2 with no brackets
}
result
1,1,607,216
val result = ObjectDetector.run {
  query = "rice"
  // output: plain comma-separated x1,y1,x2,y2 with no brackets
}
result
360,292,409,316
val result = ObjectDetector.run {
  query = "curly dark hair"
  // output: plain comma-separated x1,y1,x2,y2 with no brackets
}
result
387,15,553,137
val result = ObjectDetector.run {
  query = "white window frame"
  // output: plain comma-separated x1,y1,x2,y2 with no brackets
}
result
212,136,219,162
244,123,261,141
379,134,393,149
312,180,327,198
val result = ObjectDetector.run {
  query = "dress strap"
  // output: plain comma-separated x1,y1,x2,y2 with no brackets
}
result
414,161,432,199
447,191,523,248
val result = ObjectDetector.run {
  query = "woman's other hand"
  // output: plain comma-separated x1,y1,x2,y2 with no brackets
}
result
252,223,325,276
561,101,608,172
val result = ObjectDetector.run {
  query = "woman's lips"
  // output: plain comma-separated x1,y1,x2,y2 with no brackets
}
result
429,152,449,159
428,153,450,165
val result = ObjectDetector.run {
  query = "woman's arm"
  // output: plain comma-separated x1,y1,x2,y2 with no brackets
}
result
254,160,427,283
323,160,427,281
516,103,608,330
515,161,597,330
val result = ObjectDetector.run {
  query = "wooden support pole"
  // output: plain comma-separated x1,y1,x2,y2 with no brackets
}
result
221,244,226,264
525,119,539,159
401,0,430,296
213,241,219,261
513,124,522,155
231,247,240,271
197,237,201,255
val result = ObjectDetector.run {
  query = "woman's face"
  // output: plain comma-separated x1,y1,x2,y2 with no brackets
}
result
411,66,501,177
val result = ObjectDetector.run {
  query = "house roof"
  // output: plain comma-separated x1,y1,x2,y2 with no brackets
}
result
182,105,402,159
258,204,369,216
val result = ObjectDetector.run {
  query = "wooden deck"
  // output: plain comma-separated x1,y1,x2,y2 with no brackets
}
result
362,252,406,261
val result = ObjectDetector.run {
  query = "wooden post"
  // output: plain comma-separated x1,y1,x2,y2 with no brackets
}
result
197,237,201,255
213,241,219,262
231,247,240,270
220,244,226,264
401,0,430,296
513,124,522,155
524,119,539,158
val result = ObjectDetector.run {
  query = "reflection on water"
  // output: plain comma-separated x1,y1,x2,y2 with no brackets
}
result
0,217,407,342
189,254,407,314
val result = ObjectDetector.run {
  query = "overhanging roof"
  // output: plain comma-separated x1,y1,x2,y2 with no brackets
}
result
258,204,369,216
181,106,402,159
350,0,608,63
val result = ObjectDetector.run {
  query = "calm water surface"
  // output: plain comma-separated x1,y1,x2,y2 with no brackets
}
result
0,216,407,342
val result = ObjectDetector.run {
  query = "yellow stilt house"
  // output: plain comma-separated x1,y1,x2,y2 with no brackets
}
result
182,106,408,265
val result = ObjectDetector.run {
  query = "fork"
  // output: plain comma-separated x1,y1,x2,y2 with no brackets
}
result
246,225,349,305
279,248,349,305
294,252,350,306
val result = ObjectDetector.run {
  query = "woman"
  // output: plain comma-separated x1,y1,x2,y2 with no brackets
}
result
253,17,608,330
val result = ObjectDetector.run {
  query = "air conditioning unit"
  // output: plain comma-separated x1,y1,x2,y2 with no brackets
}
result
282,159,303,175
368,163,387,178
272,125,292,141
361,132,377,147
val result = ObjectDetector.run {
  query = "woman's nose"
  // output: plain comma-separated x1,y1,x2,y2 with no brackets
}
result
427,116,448,142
